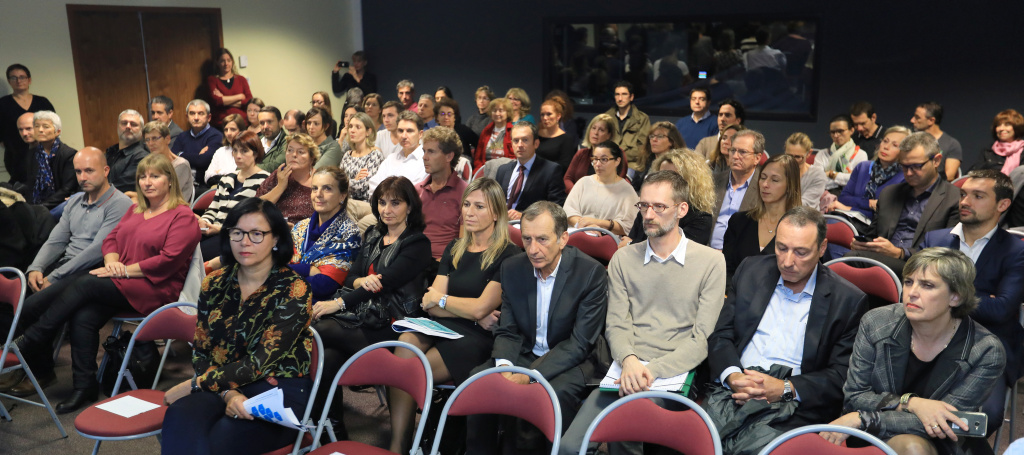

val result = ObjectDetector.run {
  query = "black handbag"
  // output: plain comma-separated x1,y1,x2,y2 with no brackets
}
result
99,329,161,397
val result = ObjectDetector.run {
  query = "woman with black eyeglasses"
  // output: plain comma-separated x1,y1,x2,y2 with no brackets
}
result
563,141,639,236
1,63,55,179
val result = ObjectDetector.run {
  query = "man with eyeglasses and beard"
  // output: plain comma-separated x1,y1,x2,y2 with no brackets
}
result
559,170,726,455
104,109,149,193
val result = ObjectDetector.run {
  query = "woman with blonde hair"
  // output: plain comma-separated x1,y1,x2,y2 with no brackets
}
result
361,93,383,131
388,177,518,454
337,112,384,201
783,132,828,208
622,148,716,246
505,87,535,124
13,153,200,413
707,124,745,173
831,125,912,219
563,113,623,193
256,133,321,224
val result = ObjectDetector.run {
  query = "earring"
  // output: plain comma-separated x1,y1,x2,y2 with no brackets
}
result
273,245,278,251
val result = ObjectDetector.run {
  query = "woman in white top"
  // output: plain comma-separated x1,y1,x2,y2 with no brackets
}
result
783,132,827,208
563,140,639,236
141,121,194,202
818,114,868,193
340,112,384,201
204,113,246,183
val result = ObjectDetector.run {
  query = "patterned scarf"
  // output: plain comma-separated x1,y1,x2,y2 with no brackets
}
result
826,139,858,173
31,137,61,204
865,159,901,199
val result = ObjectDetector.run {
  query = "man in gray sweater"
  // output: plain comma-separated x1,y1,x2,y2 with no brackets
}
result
559,170,727,455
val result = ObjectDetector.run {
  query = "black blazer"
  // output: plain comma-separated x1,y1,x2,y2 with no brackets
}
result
495,156,566,209
23,142,78,209
708,255,869,424
490,246,608,380
340,225,433,308
722,210,775,281
869,179,960,251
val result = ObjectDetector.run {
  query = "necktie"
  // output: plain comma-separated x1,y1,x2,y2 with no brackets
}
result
508,165,526,209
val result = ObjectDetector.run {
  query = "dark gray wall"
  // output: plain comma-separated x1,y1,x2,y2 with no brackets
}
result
363,1,1024,168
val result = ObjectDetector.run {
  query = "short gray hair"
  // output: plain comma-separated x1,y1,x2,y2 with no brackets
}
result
150,95,173,111
418,93,433,103
119,109,142,124
33,110,61,132
779,206,827,246
733,129,765,155
903,247,978,318
522,201,568,236
345,87,364,107
396,79,415,90
899,131,940,159
186,99,211,114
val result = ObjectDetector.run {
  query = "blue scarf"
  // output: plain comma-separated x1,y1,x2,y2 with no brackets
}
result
31,137,61,204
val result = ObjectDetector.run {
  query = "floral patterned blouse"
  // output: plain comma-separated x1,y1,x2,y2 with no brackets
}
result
340,147,385,201
193,264,313,392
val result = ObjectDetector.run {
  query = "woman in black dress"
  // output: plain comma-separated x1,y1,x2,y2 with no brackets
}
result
388,178,519,454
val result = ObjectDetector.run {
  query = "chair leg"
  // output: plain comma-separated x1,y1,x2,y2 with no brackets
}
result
91,440,101,455
0,396,11,421
994,387,1012,452
19,353,68,438
375,385,387,408
96,320,125,382
152,338,173,389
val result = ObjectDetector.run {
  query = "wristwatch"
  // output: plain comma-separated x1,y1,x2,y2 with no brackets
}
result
781,380,795,402
190,376,201,394
438,294,448,309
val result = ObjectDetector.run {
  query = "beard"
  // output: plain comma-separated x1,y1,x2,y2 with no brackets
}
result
119,129,140,143
644,220,672,238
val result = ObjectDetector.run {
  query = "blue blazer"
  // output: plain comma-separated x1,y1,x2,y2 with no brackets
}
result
837,160,904,218
920,227,1024,383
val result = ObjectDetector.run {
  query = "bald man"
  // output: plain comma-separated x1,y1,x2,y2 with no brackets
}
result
6,112,36,184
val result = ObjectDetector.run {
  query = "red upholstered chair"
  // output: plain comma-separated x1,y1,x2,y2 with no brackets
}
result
567,227,620,265
191,187,217,214
0,267,67,438
825,257,902,305
261,327,325,455
75,302,198,454
471,164,486,182
952,176,968,188
508,221,524,249
823,215,858,249
430,365,561,455
757,424,896,455
806,151,816,165
308,340,433,454
579,391,722,455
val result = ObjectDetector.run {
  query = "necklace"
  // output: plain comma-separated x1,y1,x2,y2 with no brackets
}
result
761,215,782,234
911,318,960,353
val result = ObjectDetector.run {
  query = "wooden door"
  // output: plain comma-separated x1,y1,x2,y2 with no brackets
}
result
67,6,222,149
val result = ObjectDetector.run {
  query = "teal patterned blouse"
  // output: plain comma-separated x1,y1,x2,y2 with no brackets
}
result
193,264,313,392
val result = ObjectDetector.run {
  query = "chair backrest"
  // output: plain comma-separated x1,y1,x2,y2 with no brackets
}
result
191,188,217,213
567,229,619,265
806,152,816,165
113,302,198,394
456,155,472,181
952,176,968,188
581,391,722,455
0,268,26,367
757,424,897,455
825,257,902,304
471,164,485,182
433,366,561,455
178,245,207,303
508,222,524,249
823,215,858,249
312,340,432,451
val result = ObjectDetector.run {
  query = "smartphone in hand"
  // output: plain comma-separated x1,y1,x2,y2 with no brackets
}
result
949,411,987,437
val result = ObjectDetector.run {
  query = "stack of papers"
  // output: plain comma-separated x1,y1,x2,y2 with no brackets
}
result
392,317,464,339
599,360,694,395
242,387,309,430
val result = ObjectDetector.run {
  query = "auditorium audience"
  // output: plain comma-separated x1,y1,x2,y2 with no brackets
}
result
695,99,745,161
397,79,417,113
161,197,311,455
206,48,252,128
564,141,638,236
563,114,622,193
466,85,495,135
848,132,960,276
282,109,306,136
505,87,534,124
497,121,567,220
817,114,868,194
337,112,384,201
171,99,223,189
435,97,477,161
256,133,318,224
367,111,427,197
919,170,1024,434
23,111,76,209
675,86,718,151
289,166,361,302
723,154,801,281
560,170,726,455
712,129,764,249
244,97,264,136
707,207,868,453
607,81,651,174
310,90,339,138
1,63,55,185
975,109,1024,174
473,97,514,169
536,98,576,172
707,124,744,174
204,113,246,183
332,51,377,97
389,177,518,454
632,121,686,193
373,100,403,157
361,93,383,132
830,125,911,220
149,95,183,147
912,102,963,181
418,126,468,260
105,109,149,193
822,248,1004,455
14,153,200,414
142,121,195,202
783,132,827,208
197,131,269,261
308,106,343,168
851,101,884,154
623,149,716,246
257,106,287,172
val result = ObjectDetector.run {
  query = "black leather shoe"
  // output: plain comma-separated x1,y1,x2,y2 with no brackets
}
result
56,386,98,414
8,370,56,398
0,370,26,391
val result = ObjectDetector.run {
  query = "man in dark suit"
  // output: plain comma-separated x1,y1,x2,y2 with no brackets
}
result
847,132,959,276
919,169,1024,434
710,129,762,249
495,121,566,221
706,206,868,449
467,201,607,454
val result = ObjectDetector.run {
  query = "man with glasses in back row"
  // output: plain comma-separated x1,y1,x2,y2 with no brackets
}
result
710,129,764,250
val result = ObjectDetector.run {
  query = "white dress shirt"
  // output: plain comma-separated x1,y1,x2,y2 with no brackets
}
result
949,222,998,264
367,146,427,196
645,228,689,265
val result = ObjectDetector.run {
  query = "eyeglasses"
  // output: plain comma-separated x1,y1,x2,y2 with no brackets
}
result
634,202,682,214
438,112,456,117
648,134,668,140
829,129,848,136
229,228,272,244
590,157,617,164
728,148,757,157
900,161,930,172
8,76,29,82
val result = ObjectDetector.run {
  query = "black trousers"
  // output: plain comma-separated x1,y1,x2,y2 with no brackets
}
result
17,273,133,389
162,377,312,455
199,234,221,262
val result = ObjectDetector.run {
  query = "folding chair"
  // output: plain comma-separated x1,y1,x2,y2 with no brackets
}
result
567,227,620,265
191,187,217,214
74,302,198,454
261,327,325,455
455,155,472,181
509,220,524,249
309,340,432,455
0,267,67,438
757,424,896,455
471,164,486,182
823,214,858,249
825,257,902,305
430,365,561,455
579,391,721,455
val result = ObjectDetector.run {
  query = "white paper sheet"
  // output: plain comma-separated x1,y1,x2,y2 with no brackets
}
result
95,395,161,418
599,360,691,392
392,318,464,339
242,387,308,430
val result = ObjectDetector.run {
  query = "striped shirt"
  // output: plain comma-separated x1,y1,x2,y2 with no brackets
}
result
200,170,270,226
